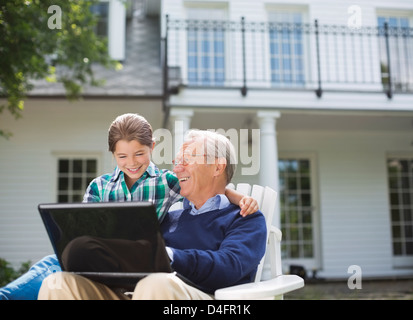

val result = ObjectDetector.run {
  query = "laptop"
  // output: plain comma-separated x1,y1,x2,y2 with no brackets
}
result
38,201,195,290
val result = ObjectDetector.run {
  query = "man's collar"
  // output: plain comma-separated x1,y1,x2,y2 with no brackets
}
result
183,194,230,215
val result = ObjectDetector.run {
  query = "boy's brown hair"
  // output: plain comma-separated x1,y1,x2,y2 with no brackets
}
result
108,113,154,152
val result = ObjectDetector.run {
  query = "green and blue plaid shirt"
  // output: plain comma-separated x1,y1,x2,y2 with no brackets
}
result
83,162,182,222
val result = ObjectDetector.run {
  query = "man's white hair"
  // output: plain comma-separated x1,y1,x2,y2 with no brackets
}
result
184,129,237,184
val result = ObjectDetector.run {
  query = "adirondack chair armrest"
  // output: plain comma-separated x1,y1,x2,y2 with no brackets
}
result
270,225,282,242
214,274,304,300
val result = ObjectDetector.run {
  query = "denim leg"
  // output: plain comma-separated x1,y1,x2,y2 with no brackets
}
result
0,254,60,300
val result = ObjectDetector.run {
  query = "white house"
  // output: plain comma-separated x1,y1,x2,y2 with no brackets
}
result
1,0,413,282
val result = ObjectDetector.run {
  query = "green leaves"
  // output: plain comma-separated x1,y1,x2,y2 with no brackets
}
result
0,0,115,137
0,257,31,287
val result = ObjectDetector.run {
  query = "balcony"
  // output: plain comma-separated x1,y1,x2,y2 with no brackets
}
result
163,16,413,100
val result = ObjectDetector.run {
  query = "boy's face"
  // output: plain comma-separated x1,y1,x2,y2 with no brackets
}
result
113,139,154,187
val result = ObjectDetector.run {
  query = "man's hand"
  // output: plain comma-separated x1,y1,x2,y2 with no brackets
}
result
239,196,259,217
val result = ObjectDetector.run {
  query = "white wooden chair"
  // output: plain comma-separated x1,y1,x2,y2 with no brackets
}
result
213,183,304,300
170,183,305,300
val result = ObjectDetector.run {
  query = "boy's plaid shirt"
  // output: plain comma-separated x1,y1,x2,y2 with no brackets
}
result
83,162,182,222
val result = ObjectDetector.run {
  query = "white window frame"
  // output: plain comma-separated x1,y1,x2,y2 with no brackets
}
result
52,152,102,203
376,9,413,91
279,152,321,272
387,152,413,268
183,2,229,86
99,0,126,61
266,4,310,89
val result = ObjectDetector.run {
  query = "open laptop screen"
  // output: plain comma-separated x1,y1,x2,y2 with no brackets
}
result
38,202,172,281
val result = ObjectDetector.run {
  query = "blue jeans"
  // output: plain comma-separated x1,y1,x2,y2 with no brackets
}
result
0,255,60,300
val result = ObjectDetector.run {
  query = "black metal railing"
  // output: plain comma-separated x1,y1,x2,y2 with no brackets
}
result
163,16,413,99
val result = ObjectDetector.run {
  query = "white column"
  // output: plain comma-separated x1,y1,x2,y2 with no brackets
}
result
257,111,281,228
169,109,194,156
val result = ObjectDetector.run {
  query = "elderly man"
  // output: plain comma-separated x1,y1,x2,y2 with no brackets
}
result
38,130,267,300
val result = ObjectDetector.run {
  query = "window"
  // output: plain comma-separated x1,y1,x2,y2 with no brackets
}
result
57,158,98,203
187,27,225,85
378,14,413,92
90,1,109,38
387,158,413,258
186,8,227,86
268,12,305,87
279,158,314,259
90,0,126,60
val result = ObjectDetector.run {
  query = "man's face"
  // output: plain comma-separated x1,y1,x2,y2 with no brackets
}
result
173,140,217,208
